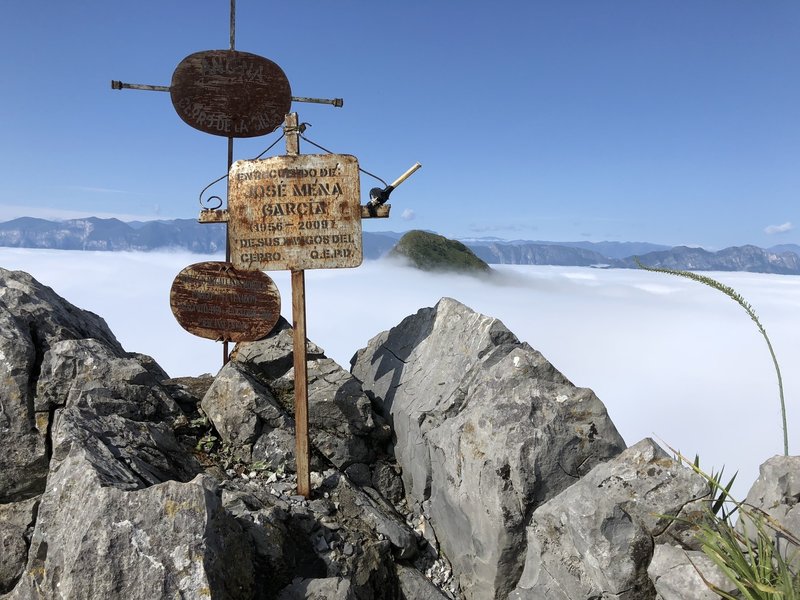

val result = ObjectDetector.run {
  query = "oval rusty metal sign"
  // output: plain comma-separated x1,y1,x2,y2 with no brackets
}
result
170,261,281,342
170,50,292,138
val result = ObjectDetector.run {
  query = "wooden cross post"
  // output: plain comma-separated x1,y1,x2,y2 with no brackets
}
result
284,112,311,497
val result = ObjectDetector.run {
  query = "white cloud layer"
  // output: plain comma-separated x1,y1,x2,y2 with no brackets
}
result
1,248,798,502
764,221,794,235
400,208,416,221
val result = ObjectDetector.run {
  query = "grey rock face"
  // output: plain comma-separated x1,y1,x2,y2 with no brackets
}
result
0,268,251,599
737,455,800,564
7,473,252,600
220,319,387,471
648,544,737,600
0,497,39,593
0,268,124,502
278,577,356,600
351,297,627,599
396,564,452,600
509,438,709,600
202,361,296,468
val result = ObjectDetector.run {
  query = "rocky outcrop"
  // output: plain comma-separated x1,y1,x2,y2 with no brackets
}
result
351,297,627,599
0,268,433,599
6,265,792,599
0,268,124,503
508,439,709,599
214,318,391,472
648,544,738,600
737,455,800,564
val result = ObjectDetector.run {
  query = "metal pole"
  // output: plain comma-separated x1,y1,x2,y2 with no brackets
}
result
223,0,236,366
285,112,310,497
223,136,233,365
229,0,236,50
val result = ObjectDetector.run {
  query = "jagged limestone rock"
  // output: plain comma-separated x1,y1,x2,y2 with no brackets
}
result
277,577,356,600
0,268,124,503
201,361,296,468
220,320,389,471
736,455,800,566
396,564,452,600
509,439,709,600
0,497,39,593
648,544,737,600
351,297,627,599
7,473,252,600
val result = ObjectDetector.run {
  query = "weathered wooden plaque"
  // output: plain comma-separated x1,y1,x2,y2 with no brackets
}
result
228,154,363,271
170,261,281,342
170,49,292,137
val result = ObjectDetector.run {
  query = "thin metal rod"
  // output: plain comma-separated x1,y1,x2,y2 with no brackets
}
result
111,81,169,92
111,85,345,110
229,0,236,50
223,135,234,365
291,96,344,108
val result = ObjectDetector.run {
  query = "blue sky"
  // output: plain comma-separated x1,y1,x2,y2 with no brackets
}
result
2,1,799,248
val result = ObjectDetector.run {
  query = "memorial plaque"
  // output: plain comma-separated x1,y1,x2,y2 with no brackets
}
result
228,154,363,271
170,49,292,137
170,261,281,342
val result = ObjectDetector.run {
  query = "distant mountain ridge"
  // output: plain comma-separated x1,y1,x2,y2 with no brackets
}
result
0,217,798,275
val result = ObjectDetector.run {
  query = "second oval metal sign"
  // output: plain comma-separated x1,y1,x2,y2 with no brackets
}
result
170,261,281,342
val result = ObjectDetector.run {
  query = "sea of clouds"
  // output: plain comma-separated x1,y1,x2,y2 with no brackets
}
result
2,247,798,500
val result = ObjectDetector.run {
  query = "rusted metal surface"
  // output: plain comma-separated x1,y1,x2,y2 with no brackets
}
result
170,261,281,342
170,50,292,138
199,209,230,223
227,153,363,271
360,204,391,218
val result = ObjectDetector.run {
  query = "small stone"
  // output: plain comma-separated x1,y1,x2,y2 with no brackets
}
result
309,499,333,516
310,471,325,488
342,543,354,556
344,463,372,487
313,535,329,552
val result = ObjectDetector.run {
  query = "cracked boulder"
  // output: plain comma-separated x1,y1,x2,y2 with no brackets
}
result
508,438,709,600
6,471,252,600
213,318,390,471
648,543,737,600
0,268,252,599
736,455,800,567
351,297,627,599
0,497,39,593
0,268,124,502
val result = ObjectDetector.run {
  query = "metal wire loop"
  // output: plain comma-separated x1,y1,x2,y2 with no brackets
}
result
299,132,389,187
197,131,286,209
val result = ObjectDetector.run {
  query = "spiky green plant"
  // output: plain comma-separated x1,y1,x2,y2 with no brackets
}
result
635,259,788,455
670,449,800,599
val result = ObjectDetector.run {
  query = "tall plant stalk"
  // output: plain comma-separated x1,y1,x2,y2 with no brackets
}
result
635,259,788,455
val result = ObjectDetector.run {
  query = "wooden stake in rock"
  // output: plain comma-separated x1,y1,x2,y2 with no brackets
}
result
284,113,311,497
